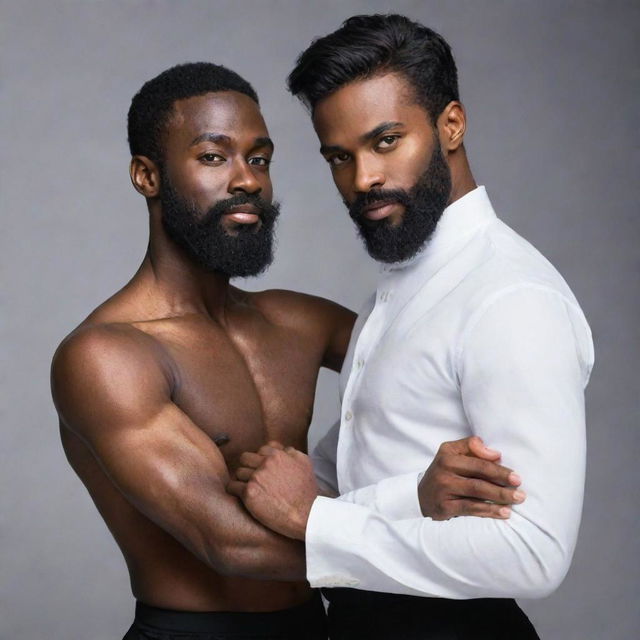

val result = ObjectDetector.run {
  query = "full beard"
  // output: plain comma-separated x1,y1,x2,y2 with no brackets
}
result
347,138,452,263
159,175,280,278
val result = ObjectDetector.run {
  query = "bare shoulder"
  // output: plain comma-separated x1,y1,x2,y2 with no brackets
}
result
249,288,356,333
51,322,173,435
248,288,356,371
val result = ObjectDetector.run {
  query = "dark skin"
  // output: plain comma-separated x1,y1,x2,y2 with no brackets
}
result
51,91,354,611
230,73,526,540
52,88,519,614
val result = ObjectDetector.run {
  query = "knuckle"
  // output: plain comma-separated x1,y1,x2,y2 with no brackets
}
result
245,481,260,501
469,478,483,494
439,440,453,453
439,454,453,469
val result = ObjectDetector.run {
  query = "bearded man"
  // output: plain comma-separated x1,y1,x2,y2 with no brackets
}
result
231,15,594,640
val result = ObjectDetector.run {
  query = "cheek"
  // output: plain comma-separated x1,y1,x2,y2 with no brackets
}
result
260,175,274,201
391,145,432,187
181,166,229,203
329,168,355,203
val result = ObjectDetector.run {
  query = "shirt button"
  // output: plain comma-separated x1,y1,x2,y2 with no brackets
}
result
345,411,353,421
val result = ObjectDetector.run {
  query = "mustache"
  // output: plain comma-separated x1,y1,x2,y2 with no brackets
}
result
199,192,280,226
347,188,411,222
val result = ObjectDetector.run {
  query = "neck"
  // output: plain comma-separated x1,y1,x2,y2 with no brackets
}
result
137,204,235,322
447,145,477,206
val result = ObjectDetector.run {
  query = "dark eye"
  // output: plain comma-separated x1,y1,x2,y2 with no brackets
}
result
377,135,399,149
248,156,271,167
201,153,225,163
328,152,350,167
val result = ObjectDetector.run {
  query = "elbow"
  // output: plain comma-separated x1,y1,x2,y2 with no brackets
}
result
510,545,572,599
205,538,278,580
203,539,254,578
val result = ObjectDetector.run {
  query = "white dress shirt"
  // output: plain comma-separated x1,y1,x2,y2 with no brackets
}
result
307,186,594,599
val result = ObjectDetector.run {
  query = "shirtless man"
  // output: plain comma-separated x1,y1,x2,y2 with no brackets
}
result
51,62,520,640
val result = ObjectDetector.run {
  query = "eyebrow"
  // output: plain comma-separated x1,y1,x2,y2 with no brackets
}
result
320,121,404,155
190,132,231,146
189,133,274,151
361,121,404,142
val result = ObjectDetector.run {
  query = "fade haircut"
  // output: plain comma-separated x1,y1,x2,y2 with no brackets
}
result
287,14,459,123
127,62,259,163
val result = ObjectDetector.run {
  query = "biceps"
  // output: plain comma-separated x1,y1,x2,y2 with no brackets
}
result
459,291,587,538
79,403,232,542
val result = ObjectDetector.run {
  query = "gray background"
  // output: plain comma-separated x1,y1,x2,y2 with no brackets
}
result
2,1,638,638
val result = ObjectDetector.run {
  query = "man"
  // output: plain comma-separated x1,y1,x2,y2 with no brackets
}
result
51,62,519,640
230,14,594,639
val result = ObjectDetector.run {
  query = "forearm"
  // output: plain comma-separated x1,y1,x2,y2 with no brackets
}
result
306,497,574,598
305,288,591,597
205,496,307,581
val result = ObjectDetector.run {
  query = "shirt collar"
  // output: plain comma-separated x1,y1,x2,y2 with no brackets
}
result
380,186,497,278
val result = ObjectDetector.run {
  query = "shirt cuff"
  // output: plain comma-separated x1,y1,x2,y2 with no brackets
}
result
337,471,423,520
305,496,365,589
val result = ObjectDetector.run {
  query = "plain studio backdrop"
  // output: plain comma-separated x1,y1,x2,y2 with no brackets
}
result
2,1,638,638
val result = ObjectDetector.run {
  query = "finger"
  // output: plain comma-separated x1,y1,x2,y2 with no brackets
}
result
238,451,265,469
444,455,521,487
447,499,513,519
257,444,281,456
467,436,502,461
226,480,246,498
284,446,306,459
266,440,285,450
451,477,526,505
235,467,255,482
440,436,501,460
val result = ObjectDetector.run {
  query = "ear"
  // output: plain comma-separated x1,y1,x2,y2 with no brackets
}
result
437,101,466,154
129,155,161,198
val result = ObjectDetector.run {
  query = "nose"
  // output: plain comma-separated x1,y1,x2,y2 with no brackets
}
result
353,155,385,194
227,158,262,195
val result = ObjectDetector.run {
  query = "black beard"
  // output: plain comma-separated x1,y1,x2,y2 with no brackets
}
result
159,175,280,278
347,139,452,263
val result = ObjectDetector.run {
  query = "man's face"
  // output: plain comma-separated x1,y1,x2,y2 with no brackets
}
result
313,73,451,263
159,91,280,277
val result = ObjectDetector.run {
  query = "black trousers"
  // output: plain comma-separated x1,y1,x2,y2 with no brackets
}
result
323,588,540,639
122,592,328,640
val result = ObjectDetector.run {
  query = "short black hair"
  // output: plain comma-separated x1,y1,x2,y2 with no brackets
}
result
287,14,459,123
127,62,259,163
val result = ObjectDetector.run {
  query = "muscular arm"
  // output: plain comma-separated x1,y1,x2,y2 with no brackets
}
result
51,325,306,581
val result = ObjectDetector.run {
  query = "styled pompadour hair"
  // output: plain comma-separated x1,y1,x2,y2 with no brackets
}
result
287,14,459,123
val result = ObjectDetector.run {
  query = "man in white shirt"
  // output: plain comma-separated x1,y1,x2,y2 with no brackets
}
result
229,14,593,639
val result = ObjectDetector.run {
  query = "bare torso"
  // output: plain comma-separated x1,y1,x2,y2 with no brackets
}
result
56,279,354,611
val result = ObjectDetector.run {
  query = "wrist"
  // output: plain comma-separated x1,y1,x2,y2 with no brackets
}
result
289,496,315,540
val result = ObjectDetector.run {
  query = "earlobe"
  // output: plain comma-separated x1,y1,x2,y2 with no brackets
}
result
129,155,161,198
438,101,466,153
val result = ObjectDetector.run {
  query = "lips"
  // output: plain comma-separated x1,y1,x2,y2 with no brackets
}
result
224,205,261,224
362,201,402,221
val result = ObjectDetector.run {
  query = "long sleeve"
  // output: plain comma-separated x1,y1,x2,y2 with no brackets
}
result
312,421,423,517
310,420,340,496
305,286,593,599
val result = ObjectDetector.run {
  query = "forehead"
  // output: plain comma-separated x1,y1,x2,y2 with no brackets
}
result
312,72,430,144
164,91,268,147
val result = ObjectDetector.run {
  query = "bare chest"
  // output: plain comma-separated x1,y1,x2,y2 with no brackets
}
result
150,319,322,467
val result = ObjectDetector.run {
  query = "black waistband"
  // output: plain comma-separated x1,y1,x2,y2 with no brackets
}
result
322,587,515,610
134,592,325,634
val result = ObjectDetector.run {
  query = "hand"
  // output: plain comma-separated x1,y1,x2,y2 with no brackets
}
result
227,442,319,540
419,436,525,520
